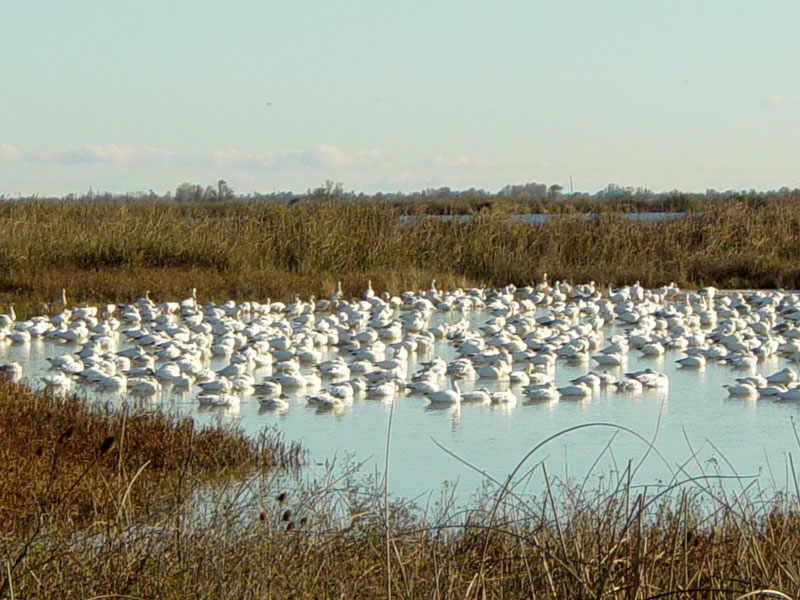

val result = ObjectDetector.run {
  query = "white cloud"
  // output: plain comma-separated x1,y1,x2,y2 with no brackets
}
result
43,144,178,165
0,143,20,159
144,146,178,158
429,153,490,168
212,144,384,170
306,145,382,168
18,142,384,172
212,149,262,168
86,144,142,163
45,143,138,164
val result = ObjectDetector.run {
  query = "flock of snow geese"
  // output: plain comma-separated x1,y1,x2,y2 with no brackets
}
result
1,278,800,415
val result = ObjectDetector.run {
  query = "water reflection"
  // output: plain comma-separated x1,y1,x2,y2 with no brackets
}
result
313,404,344,417
3,297,800,500
424,403,462,430
198,403,241,417
724,396,758,410
523,397,559,409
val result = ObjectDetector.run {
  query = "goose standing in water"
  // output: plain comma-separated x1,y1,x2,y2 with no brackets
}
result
0,304,15,330
331,280,344,303
363,280,375,301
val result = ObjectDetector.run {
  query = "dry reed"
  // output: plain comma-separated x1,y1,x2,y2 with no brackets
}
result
1,194,799,597
0,195,798,315
1,378,798,599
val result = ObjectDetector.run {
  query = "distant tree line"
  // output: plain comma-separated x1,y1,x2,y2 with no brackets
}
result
174,180,235,202
2,181,797,213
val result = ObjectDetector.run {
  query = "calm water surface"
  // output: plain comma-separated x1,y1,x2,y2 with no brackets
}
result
4,305,799,502
399,212,689,225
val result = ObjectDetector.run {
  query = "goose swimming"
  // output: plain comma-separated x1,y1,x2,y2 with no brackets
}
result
425,380,461,405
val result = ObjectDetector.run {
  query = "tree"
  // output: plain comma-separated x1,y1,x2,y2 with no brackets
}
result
309,180,344,200
175,181,234,202
548,184,563,197
217,179,234,201
175,183,204,202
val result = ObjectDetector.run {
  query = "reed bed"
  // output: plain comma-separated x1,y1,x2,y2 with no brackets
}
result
1,379,798,598
0,378,303,535
0,195,798,313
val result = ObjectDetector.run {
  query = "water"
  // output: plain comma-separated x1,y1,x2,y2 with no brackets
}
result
398,212,689,225
3,301,799,504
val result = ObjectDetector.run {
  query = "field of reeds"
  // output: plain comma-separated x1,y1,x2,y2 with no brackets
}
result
2,193,799,598
1,377,798,599
0,193,798,315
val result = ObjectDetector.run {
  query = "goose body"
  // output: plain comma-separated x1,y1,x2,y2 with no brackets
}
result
198,393,240,408
557,383,592,398
460,388,491,405
523,384,560,402
260,395,289,410
425,380,461,405
723,383,758,397
677,355,706,369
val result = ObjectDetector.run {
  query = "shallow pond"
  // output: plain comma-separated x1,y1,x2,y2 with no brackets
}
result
399,212,689,225
3,294,799,503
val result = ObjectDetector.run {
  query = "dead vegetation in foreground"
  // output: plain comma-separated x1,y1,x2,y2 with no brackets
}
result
0,378,798,599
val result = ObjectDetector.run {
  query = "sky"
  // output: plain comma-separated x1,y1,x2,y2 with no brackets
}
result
1,1,798,197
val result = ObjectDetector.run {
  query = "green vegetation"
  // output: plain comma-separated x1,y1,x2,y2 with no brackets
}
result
0,192,798,313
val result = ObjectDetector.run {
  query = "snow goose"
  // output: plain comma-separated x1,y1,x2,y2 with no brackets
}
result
425,380,461,405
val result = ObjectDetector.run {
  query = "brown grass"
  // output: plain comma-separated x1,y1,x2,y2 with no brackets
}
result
0,378,303,535
0,196,798,316
1,379,798,598
1,194,799,597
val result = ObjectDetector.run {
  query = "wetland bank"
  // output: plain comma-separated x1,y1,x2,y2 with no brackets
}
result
0,190,798,309
1,191,799,599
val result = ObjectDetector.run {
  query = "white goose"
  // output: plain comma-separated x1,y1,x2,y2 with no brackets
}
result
556,382,593,398
425,380,462,405
460,388,491,405
676,355,706,369
723,382,758,397
522,384,560,402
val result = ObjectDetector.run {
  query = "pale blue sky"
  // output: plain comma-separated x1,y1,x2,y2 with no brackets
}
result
2,1,798,196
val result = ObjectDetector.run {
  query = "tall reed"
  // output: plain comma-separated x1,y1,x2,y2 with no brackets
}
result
2,375,798,598
0,196,798,311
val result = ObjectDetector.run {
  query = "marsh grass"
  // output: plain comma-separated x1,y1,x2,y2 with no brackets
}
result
0,378,303,535
1,378,798,598
0,196,798,314
1,195,799,597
